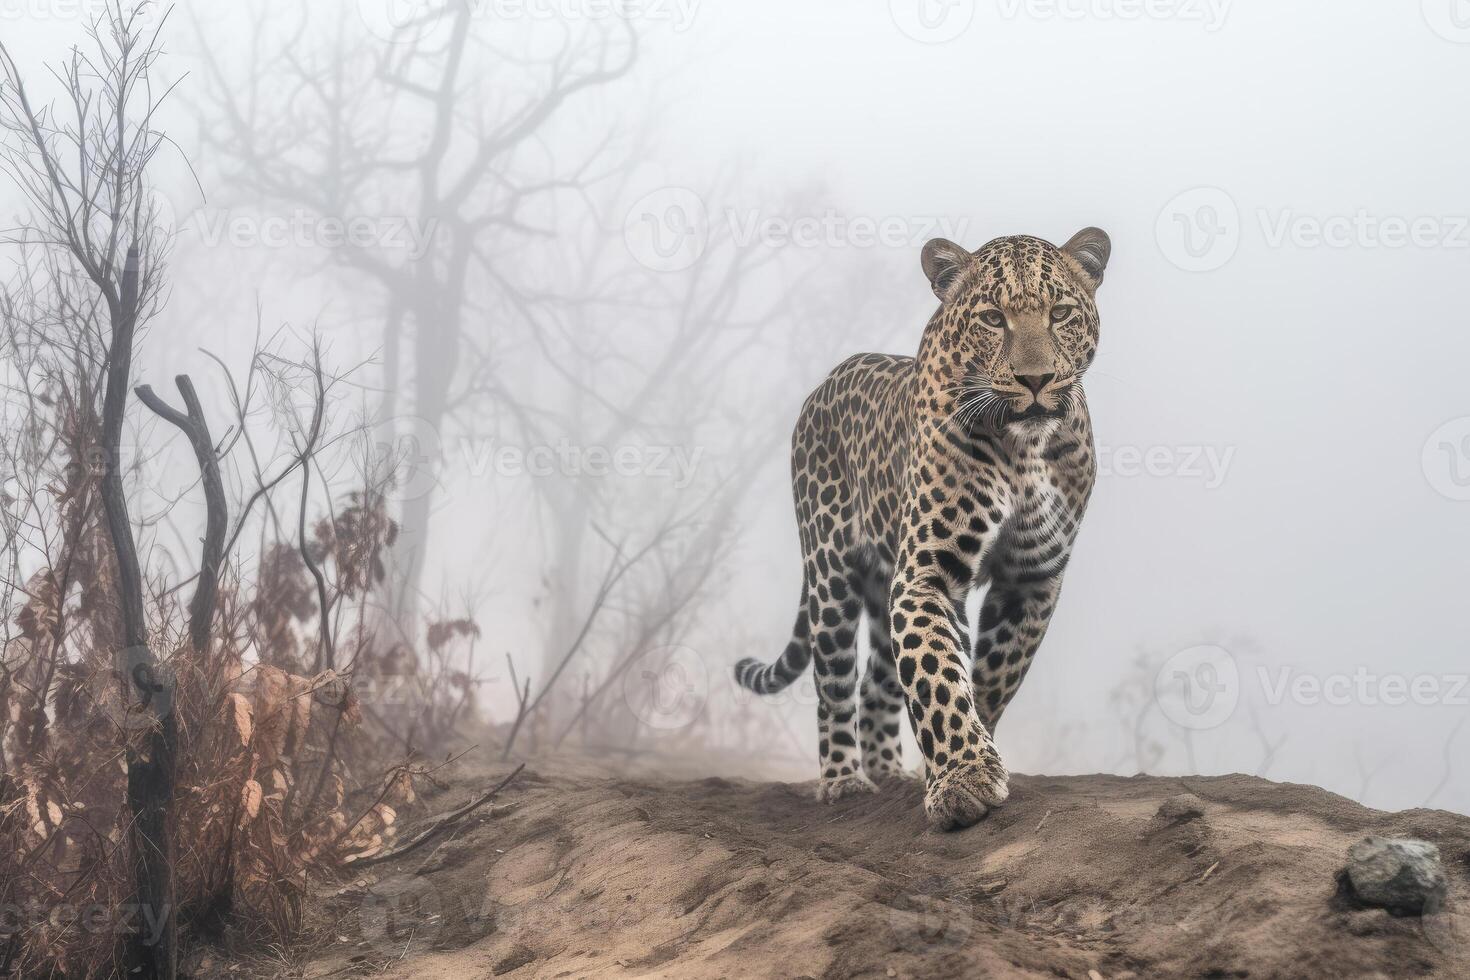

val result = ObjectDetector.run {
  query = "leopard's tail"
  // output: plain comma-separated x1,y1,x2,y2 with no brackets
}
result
734,593,811,695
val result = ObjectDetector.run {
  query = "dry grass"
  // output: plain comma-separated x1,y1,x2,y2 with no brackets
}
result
0,384,475,975
0,470,482,975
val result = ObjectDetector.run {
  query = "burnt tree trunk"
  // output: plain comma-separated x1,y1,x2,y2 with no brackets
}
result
100,246,177,980
136,374,228,653
136,371,230,929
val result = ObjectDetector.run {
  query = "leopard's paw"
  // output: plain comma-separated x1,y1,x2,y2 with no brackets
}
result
923,752,1009,831
816,771,879,803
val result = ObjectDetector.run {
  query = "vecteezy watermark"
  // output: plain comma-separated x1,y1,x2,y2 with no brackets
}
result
359,415,444,505
354,419,707,502
0,0,166,27
101,646,175,731
1258,667,1470,709
1258,210,1470,251
621,645,708,731
885,877,975,953
1155,645,1470,731
1421,0,1470,43
889,0,976,43
724,209,971,251
358,875,445,955
172,209,441,259
996,0,1231,31
462,440,704,489
358,0,699,44
1423,896,1470,957
1154,644,1239,730
1159,187,1470,271
624,187,972,272
623,187,711,273
1156,187,1241,272
1097,444,1236,489
491,897,650,935
0,902,170,944
1422,417,1470,502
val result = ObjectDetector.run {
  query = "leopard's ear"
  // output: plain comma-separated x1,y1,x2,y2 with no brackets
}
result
921,238,970,299
1062,227,1111,290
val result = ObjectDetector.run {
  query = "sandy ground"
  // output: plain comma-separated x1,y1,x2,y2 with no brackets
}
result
218,756,1470,979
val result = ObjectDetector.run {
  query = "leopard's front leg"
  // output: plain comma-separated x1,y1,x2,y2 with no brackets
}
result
889,500,1009,831
972,574,1064,731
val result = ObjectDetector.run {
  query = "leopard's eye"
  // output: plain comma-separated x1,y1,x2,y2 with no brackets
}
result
1050,305,1075,324
979,310,1006,329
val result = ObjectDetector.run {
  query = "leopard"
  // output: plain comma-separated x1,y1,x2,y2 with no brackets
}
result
735,227,1109,830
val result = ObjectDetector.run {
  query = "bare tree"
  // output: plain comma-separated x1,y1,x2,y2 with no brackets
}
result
184,4,841,750
1,7,178,973
188,2,639,637
0,8,481,976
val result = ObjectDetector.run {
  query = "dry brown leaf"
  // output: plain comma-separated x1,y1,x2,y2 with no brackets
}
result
266,766,291,798
251,665,290,767
343,834,383,862
340,686,362,727
240,780,263,823
387,767,415,805
290,680,312,745
227,692,253,747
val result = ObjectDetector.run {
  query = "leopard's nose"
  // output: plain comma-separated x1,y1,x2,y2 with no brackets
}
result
1015,373,1055,396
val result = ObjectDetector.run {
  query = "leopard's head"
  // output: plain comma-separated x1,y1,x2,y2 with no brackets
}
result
920,228,1110,423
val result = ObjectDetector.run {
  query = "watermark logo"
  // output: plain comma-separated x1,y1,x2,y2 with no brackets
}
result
885,877,975,952
462,439,704,489
624,187,710,272
173,209,440,258
1422,417,1470,501
1154,644,1238,730
344,423,706,499
996,0,1231,31
358,875,445,954
361,415,444,504
1422,0,1470,43
1423,899,1470,956
622,645,708,731
1258,210,1470,251
1156,187,1240,272
359,0,699,44
889,0,976,44
623,188,971,271
1153,648,1467,729
1097,443,1236,489
152,178,205,245
101,646,174,732
358,0,454,44
0,0,167,29
152,166,438,257
1258,667,1469,708
500,0,699,29
1160,189,1470,271
0,901,170,943
724,209,970,251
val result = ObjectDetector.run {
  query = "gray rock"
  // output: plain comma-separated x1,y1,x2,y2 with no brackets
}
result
1154,794,1205,823
1346,836,1447,915
1144,794,1206,836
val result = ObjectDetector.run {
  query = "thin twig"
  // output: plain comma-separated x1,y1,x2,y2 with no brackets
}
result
352,764,526,868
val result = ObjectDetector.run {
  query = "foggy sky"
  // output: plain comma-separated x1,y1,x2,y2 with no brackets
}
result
4,0,1467,813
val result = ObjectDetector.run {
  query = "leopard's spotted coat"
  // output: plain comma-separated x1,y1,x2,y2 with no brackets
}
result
736,228,1110,830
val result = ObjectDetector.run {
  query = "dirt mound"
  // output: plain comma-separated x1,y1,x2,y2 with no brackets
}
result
258,760,1470,979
